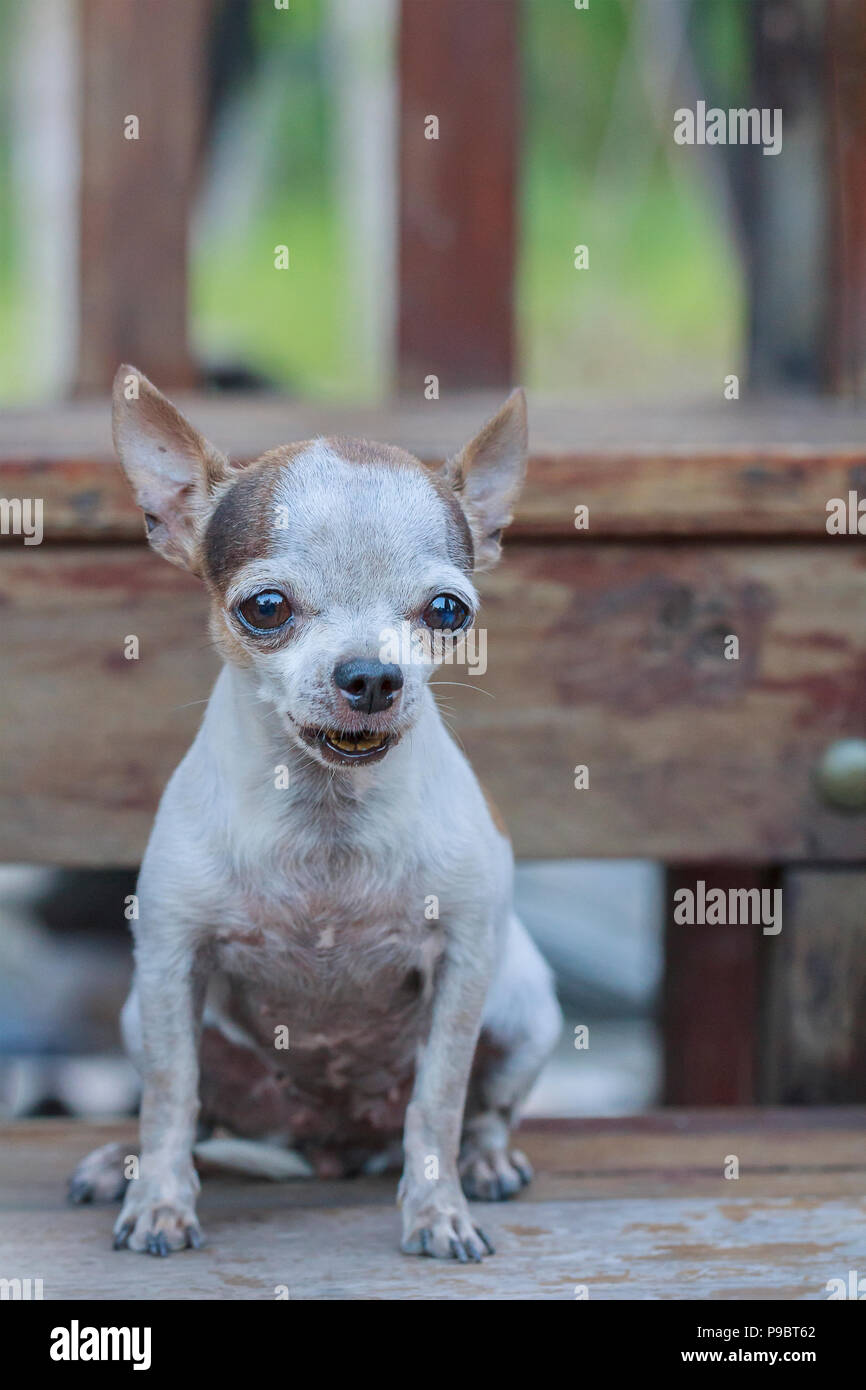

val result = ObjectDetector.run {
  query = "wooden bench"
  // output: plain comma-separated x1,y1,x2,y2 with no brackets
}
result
2,1109,863,1298
2,394,865,1108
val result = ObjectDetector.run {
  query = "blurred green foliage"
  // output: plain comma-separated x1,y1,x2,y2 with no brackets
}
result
519,0,747,396
0,0,26,400
0,0,747,403
191,0,350,395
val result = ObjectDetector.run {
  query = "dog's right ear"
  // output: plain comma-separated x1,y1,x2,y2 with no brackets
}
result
112,365,231,573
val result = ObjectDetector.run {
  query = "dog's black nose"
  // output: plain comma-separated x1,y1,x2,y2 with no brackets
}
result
333,659,404,714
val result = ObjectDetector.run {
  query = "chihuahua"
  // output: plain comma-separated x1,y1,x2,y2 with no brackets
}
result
69,367,562,1262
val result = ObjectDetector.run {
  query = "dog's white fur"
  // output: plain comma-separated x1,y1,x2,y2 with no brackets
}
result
70,369,561,1262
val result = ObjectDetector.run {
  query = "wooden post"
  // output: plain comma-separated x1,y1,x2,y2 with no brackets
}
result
743,0,828,390
746,0,866,395
761,868,866,1102
663,867,777,1105
826,0,866,394
397,0,518,393
75,0,211,393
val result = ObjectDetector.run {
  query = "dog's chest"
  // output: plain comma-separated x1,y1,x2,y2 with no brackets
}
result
211,866,444,1014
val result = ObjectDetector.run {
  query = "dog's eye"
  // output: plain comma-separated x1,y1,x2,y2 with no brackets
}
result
237,591,292,633
421,594,471,631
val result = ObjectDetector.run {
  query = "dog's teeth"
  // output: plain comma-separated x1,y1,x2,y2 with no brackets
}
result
325,729,387,754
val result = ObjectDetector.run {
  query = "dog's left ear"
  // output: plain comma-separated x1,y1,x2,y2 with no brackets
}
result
446,389,528,570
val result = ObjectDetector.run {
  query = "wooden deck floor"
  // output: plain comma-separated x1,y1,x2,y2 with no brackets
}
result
1,1111,864,1300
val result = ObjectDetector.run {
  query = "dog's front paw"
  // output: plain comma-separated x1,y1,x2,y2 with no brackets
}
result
401,1186,495,1262
113,1175,203,1256
459,1146,532,1202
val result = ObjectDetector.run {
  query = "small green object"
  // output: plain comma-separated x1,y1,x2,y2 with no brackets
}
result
815,739,866,812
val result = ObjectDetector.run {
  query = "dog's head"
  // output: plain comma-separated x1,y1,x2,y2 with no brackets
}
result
112,366,527,769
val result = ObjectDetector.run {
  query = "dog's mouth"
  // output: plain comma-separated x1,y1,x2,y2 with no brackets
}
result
298,725,395,766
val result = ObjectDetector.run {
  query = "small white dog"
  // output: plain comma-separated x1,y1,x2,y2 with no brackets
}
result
70,367,562,1262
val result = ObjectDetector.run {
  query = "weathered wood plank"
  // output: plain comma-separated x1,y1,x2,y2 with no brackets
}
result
1,544,864,865
6,394,866,458
0,550,214,866
761,868,866,1103
461,542,866,861
2,396,866,539
3,451,862,542
76,0,211,391
397,0,518,390
3,1113,865,1300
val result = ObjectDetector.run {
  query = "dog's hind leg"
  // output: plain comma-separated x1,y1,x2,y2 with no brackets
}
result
68,987,143,1205
68,1129,313,1206
68,997,315,1208
68,1141,136,1205
460,914,561,1201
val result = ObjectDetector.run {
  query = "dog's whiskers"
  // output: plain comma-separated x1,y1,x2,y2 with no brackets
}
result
436,707,469,758
430,681,495,699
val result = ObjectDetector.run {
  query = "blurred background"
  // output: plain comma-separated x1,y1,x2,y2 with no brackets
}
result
0,0,750,406
0,0,863,1126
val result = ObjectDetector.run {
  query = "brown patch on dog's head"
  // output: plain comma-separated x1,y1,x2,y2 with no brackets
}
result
201,449,299,595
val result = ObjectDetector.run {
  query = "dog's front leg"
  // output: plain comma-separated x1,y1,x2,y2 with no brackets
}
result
399,916,495,1262
114,931,206,1256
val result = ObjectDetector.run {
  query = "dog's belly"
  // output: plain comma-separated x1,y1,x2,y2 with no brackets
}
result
200,903,443,1159
199,997,424,1158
